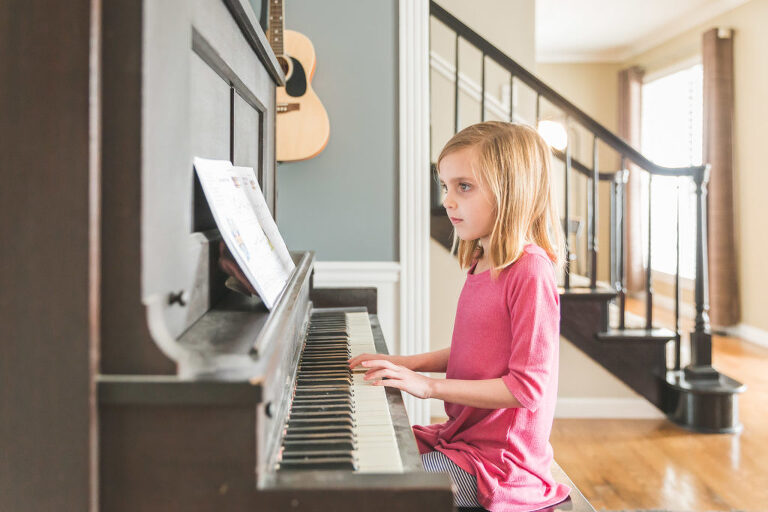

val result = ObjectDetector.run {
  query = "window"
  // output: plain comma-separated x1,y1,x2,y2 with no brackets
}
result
641,63,702,280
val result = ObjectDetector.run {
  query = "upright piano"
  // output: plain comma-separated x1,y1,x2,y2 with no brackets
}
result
97,0,454,510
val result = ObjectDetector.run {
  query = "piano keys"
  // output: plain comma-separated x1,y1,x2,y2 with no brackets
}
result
278,311,403,473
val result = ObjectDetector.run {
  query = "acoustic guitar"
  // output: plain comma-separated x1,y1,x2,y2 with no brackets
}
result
267,0,330,162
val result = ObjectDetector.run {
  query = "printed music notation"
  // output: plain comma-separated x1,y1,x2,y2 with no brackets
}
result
194,157,294,309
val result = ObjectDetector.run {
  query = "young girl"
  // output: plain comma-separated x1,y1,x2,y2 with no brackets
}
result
348,121,571,511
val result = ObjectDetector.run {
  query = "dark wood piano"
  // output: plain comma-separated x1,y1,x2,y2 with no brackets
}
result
96,0,454,510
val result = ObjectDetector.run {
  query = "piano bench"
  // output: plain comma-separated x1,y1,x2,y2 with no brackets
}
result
456,460,595,512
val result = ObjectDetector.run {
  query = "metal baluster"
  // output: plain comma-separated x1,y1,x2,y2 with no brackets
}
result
454,34,460,134
618,157,627,330
674,177,682,370
589,136,598,289
564,117,571,289
480,54,486,122
610,174,617,297
508,75,515,122
646,173,653,329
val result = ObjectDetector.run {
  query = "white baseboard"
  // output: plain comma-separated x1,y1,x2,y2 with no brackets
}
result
555,397,664,419
719,323,768,349
313,261,401,355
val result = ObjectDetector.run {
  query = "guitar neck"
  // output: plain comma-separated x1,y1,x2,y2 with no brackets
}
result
268,0,286,56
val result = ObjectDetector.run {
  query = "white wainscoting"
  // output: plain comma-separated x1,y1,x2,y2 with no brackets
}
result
554,398,664,419
312,261,401,356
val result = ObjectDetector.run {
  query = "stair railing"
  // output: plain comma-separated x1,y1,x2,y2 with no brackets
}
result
430,1,713,371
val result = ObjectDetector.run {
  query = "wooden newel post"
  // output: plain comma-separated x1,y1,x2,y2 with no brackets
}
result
687,165,716,378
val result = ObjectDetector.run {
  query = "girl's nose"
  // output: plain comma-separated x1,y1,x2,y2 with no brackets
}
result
442,192,456,210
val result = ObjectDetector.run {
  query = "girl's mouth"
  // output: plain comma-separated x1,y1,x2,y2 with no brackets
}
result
449,217,463,224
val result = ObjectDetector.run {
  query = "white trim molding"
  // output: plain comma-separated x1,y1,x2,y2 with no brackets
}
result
719,323,768,350
430,50,514,122
554,398,665,419
399,0,431,427
312,261,401,355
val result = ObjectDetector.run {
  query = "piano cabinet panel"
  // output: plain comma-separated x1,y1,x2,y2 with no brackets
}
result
100,404,260,511
100,0,281,375
233,91,263,183
309,286,379,314
261,474,455,512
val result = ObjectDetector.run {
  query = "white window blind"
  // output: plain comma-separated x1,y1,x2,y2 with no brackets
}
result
641,63,702,280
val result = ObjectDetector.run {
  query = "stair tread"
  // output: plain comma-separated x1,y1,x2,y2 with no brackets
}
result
559,286,616,301
596,327,677,342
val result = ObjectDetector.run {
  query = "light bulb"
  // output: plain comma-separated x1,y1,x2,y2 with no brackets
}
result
537,120,568,151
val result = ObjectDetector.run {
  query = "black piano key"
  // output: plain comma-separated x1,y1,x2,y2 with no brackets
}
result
281,448,353,457
296,378,350,387
282,439,355,451
278,458,357,471
285,425,353,435
299,362,350,368
289,411,353,421
296,374,351,381
306,334,348,341
287,417,353,428
291,396,351,405
284,431,353,440
293,387,348,397
300,350,350,357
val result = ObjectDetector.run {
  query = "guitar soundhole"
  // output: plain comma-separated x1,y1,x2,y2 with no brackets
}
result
277,56,291,77
285,57,307,97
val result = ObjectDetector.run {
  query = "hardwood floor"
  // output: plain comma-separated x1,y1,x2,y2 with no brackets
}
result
551,298,768,511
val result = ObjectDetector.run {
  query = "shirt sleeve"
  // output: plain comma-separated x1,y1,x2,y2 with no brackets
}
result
500,256,560,411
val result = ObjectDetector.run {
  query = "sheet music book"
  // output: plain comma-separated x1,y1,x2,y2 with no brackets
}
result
193,157,295,309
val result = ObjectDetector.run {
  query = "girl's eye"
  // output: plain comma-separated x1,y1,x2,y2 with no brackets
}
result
440,183,447,192
459,183,471,192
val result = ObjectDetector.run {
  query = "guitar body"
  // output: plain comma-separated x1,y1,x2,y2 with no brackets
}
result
276,30,330,162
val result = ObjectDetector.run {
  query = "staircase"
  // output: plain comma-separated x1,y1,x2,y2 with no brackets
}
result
429,2,744,433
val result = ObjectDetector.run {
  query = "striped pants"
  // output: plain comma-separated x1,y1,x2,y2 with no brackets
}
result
421,451,483,509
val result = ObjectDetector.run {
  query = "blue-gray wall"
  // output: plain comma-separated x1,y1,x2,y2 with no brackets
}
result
254,0,399,261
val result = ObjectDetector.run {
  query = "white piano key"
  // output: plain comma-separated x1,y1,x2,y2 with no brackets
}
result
345,312,403,473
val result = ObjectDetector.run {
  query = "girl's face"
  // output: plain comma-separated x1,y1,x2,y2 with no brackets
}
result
438,146,496,245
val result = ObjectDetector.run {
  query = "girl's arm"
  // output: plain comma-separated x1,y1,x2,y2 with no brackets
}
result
430,377,522,409
359,360,523,409
348,348,450,373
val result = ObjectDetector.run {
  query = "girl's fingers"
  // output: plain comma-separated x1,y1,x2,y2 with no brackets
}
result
375,379,406,391
348,353,377,368
361,359,398,371
364,368,397,381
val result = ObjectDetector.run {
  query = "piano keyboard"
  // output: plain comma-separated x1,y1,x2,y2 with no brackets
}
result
277,310,404,473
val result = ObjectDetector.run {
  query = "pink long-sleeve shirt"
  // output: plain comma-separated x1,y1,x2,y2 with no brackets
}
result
413,243,571,512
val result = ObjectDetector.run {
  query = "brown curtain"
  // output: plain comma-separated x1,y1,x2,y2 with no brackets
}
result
703,27,740,327
618,66,645,293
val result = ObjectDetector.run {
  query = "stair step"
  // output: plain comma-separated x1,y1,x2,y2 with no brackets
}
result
595,327,677,343
559,286,616,301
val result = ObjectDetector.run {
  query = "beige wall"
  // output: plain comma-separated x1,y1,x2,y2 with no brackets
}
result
536,0,768,332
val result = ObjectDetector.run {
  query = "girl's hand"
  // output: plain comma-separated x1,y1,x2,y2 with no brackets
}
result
348,353,407,370
360,360,435,400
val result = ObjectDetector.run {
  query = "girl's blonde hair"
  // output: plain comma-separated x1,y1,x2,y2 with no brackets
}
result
437,121,564,278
